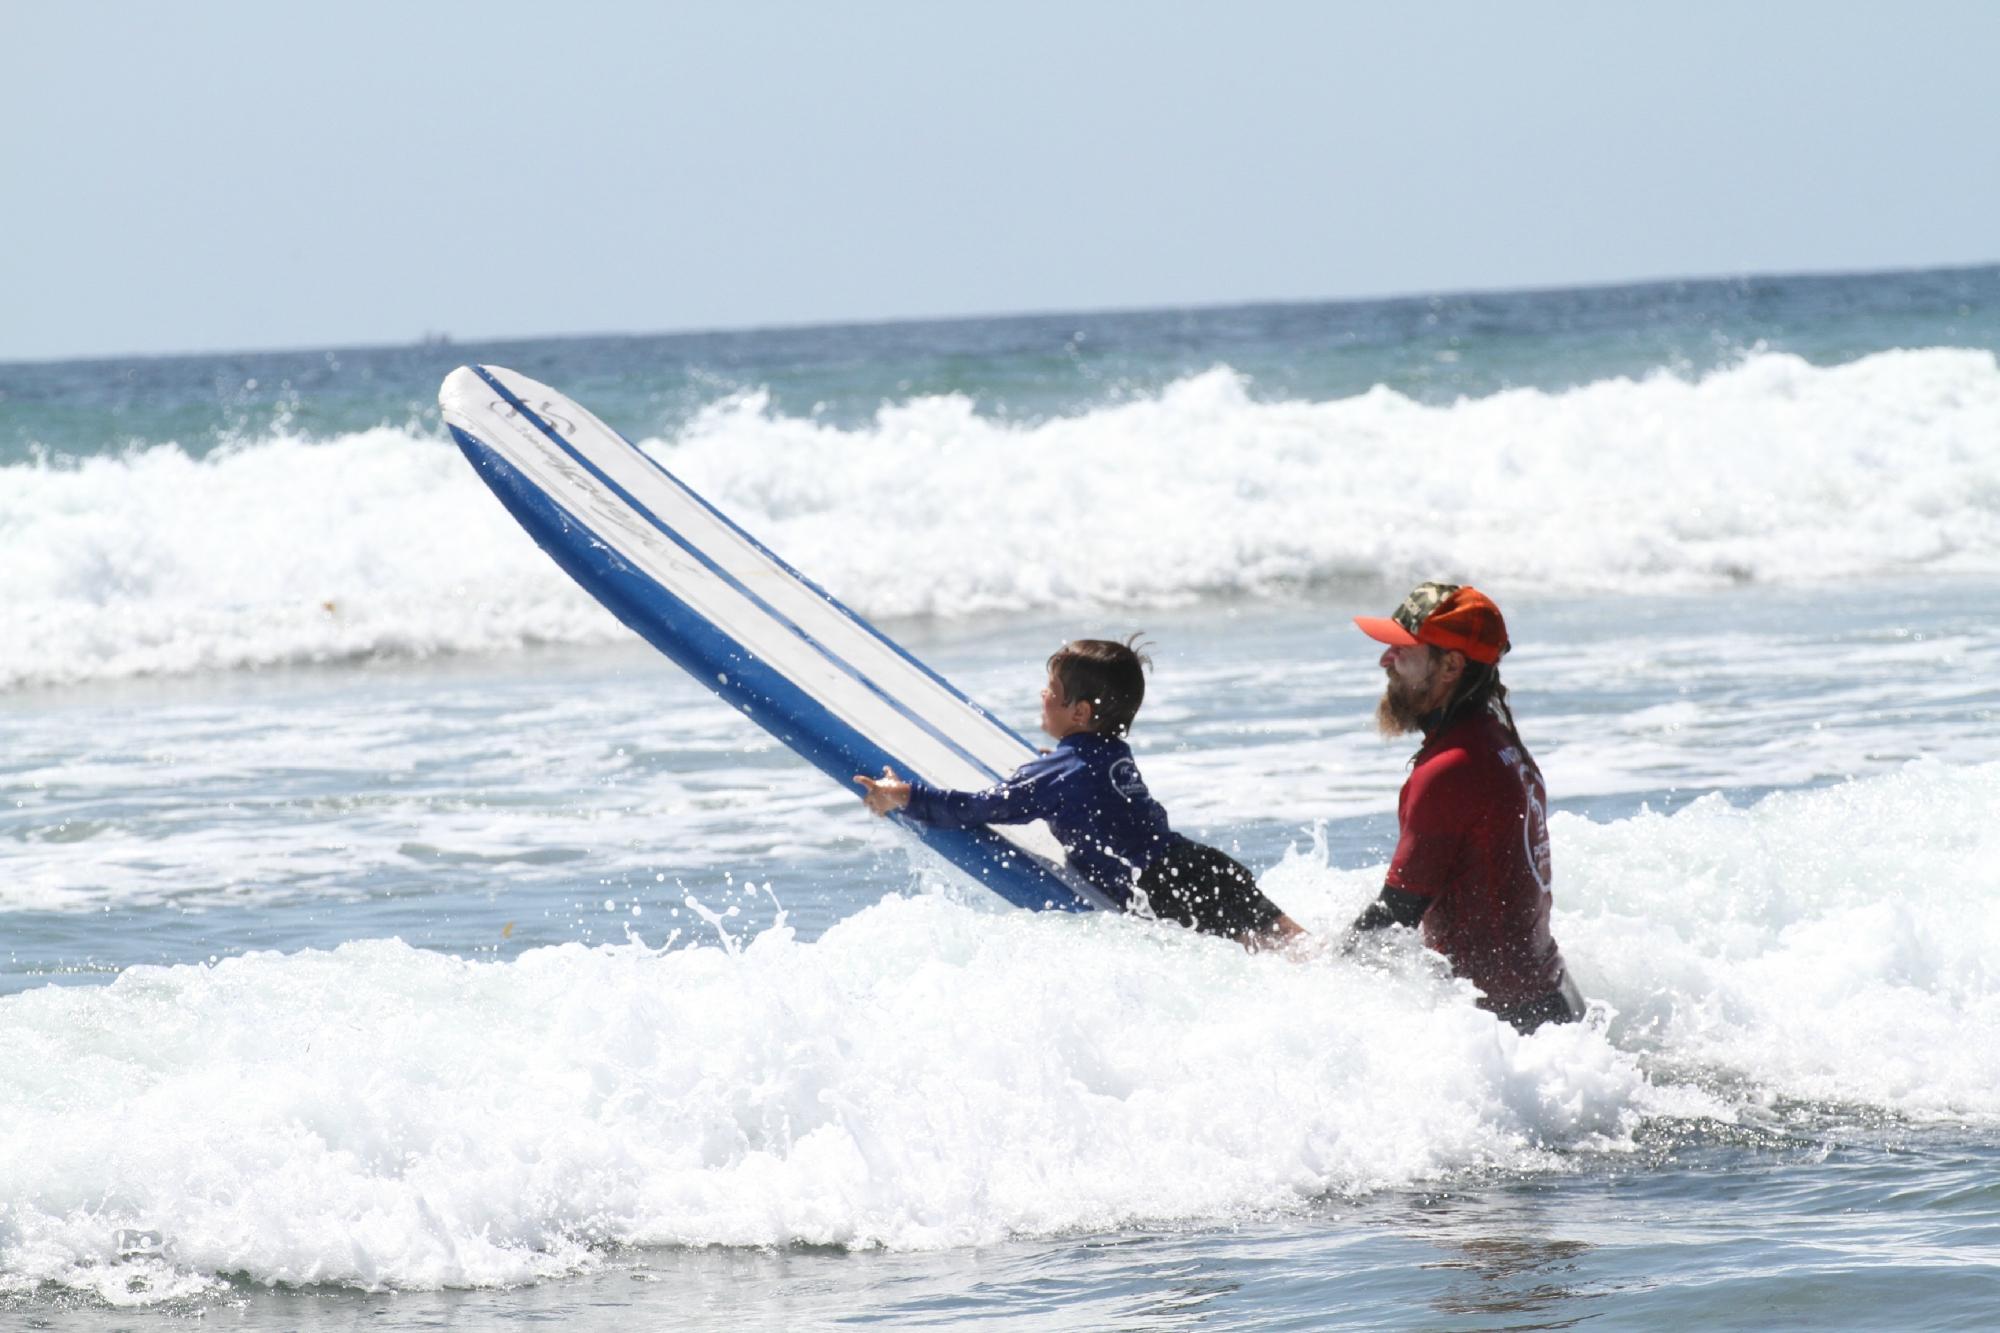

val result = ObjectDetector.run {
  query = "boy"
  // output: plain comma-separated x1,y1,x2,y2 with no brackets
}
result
854,637,1304,950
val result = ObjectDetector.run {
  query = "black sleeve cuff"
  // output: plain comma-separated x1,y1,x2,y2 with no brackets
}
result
1349,883,1432,932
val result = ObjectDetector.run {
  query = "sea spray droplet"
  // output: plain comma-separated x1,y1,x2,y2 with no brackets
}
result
113,1229,165,1258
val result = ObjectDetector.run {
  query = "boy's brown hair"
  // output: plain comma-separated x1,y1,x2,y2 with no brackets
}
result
1046,635,1151,736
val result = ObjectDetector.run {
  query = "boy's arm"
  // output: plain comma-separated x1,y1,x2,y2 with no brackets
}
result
853,757,1065,826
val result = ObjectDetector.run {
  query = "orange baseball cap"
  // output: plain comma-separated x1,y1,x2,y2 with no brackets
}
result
1354,582,1510,665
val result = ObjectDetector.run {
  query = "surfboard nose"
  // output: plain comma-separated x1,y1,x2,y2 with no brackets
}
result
438,364,494,421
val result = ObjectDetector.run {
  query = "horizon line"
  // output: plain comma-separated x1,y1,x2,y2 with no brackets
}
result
6,257,1996,371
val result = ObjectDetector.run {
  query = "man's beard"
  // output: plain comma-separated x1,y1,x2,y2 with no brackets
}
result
1375,669,1435,737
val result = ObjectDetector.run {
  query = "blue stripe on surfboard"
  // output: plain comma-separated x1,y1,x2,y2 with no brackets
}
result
468,366,1019,788
451,423,1111,913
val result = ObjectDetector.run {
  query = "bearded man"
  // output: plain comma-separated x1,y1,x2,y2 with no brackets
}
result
1348,582,1584,1033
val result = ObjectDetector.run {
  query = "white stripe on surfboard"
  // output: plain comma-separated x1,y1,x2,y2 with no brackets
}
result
441,366,1076,872
446,366,1010,791
471,365,1035,780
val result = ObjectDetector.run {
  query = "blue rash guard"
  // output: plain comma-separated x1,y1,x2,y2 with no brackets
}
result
903,732,1173,906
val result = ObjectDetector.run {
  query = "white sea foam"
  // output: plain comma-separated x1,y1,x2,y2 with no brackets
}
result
4,347,1997,688
1267,759,2000,1129
1554,757,2000,1120
5,759,1997,1301
0,901,1654,1303
1,428,612,691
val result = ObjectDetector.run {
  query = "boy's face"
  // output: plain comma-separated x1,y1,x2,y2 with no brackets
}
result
1040,674,1094,740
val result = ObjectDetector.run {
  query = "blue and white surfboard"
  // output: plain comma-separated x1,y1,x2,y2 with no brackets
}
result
440,365,1112,912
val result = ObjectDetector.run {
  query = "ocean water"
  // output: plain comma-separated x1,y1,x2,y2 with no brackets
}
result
4,267,1999,1329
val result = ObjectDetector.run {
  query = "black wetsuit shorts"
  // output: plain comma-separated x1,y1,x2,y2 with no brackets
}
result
1136,837,1285,940
1488,970,1586,1035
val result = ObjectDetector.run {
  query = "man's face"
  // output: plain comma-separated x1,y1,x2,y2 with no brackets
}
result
1375,643,1447,737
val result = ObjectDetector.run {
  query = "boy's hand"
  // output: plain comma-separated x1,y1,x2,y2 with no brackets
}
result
853,766,911,816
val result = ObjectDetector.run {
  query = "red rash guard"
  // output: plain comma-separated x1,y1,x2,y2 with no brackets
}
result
1385,710,1564,1010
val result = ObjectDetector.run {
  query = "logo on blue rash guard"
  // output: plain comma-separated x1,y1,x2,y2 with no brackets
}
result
1109,757,1148,800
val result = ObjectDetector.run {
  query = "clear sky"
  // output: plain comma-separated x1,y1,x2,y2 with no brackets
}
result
5,1,1996,362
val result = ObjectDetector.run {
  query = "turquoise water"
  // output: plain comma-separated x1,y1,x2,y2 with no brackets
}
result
4,268,2000,1328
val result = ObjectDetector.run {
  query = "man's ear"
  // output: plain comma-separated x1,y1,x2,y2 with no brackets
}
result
1437,650,1468,688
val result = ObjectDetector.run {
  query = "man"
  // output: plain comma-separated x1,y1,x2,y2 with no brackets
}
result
1347,582,1584,1033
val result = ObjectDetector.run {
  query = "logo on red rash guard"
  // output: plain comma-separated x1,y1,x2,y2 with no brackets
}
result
1500,744,1551,893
